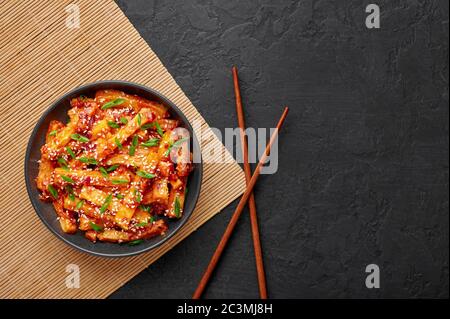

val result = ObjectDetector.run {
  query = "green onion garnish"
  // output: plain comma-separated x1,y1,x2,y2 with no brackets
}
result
107,164,119,172
78,157,98,165
164,137,189,156
136,170,155,179
139,205,151,212
174,196,181,218
114,137,123,150
57,157,69,170
153,121,164,136
129,135,138,156
66,146,76,159
66,185,75,201
141,138,160,147
76,199,85,210
47,185,58,199
99,194,112,214
111,179,128,185
137,113,142,126
128,239,143,246
57,157,68,166
115,193,124,199
135,221,147,227
61,175,75,184
101,98,126,110
120,117,128,124
134,190,142,203
140,123,153,130
48,130,57,136
70,133,89,143
89,222,103,232
99,167,109,178
107,121,120,129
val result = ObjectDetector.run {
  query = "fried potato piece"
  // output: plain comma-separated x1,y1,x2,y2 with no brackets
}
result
95,90,169,118
63,195,115,226
132,208,152,224
157,119,179,131
151,178,169,206
41,116,77,160
97,229,130,243
54,168,131,187
105,147,151,168
53,200,77,234
95,108,155,159
96,219,168,243
36,121,64,192
130,219,168,240
85,230,97,242
114,175,148,230
167,188,185,219
79,186,123,213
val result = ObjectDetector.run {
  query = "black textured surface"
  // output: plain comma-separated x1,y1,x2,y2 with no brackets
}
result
111,0,449,298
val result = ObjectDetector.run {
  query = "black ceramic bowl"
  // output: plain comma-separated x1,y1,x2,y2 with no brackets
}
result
24,81,202,257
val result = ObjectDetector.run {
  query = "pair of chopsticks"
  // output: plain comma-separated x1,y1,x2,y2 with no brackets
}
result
192,67,289,299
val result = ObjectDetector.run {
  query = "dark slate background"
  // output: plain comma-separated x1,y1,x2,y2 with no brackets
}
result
111,0,449,298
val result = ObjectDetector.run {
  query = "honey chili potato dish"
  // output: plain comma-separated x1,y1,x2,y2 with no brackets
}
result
36,90,193,245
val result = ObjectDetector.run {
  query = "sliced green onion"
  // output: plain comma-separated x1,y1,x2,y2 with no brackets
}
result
140,123,153,130
135,221,148,227
61,175,75,184
154,121,164,136
57,157,69,170
136,170,155,179
70,133,89,143
139,205,151,212
120,117,128,124
134,189,142,203
47,185,58,199
76,199,85,210
48,130,57,136
164,137,189,156
89,222,103,232
141,138,160,147
111,179,128,185
174,196,181,218
137,113,142,126
107,164,120,172
78,157,98,165
101,98,126,110
66,146,76,159
129,135,139,156
115,193,124,199
99,194,112,214
107,121,120,129
66,185,75,201
128,239,143,246
114,137,123,150
99,167,109,178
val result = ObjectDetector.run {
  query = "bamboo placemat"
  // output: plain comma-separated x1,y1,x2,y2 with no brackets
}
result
0,0,245,298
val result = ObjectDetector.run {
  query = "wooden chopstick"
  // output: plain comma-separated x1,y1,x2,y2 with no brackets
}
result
193,106,289,299
232,66,267,299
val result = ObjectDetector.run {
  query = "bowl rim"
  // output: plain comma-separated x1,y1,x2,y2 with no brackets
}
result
24,80,203,258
